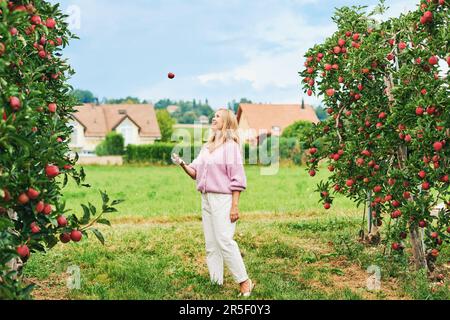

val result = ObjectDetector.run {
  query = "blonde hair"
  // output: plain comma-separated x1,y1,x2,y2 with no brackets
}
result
207,108,240,152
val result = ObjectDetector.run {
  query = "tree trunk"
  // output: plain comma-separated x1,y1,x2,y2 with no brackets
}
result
365,191,380,245
409,224,428,270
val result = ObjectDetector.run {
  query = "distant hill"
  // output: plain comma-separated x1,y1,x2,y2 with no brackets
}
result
155,99,214,124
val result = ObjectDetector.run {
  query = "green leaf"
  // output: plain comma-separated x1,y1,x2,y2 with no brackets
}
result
91,228,105,245
96,219,111,227
88,202,97,216
100,191,109,205
111,199,125,206
80,204,91,225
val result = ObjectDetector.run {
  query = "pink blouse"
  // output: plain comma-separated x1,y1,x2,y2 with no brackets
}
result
188,140,247,194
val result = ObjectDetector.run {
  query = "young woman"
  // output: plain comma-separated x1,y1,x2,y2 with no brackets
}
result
172,108,255,297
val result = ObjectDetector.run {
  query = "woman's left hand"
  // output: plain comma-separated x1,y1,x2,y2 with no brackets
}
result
230,206,240,223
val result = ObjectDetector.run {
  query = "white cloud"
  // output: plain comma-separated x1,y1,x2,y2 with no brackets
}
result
369,0,419,22
196,11,335,92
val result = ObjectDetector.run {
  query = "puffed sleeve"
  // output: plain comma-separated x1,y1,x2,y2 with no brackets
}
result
188,145,204,171
226,142,247,192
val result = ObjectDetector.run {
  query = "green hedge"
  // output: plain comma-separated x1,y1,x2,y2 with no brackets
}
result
244,136,304,165
125,143,203,164
96,132,125,156
125,137,304,165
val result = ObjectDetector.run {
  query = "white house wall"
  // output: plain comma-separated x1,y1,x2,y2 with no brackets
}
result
115,118,139,146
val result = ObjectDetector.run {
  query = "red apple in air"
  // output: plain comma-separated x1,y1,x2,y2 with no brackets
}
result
70,230,83,242
431,249,439,258
391,243,401,251
57,215,68,227
346,179,354,187
324,203,331,210
419,220,427,228
17,245,30,258
45,165,60,178
418,171,426,179
168,72,175,79
416,107,424,115
326,88,335,97
48,103,57,113
398,42,407,50
60,233,71,243
27,188,40,200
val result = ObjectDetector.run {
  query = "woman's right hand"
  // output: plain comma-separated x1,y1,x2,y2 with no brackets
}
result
171,153,185,166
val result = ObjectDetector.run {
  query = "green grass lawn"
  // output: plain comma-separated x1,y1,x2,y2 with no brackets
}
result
23,165,449,300
61,164,358,220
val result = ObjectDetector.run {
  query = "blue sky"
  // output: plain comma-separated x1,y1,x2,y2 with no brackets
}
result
50,0,417,109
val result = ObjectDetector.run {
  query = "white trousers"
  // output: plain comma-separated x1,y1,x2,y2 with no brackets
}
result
201,192,249,285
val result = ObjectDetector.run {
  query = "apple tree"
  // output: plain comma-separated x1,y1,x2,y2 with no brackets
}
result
300,0,449,271
0,0,121,299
